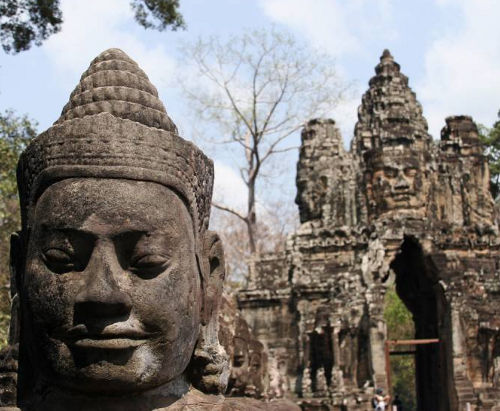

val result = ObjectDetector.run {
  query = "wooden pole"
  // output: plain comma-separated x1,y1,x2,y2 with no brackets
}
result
387,338,439,346
385,340,392,395
384,338,440,399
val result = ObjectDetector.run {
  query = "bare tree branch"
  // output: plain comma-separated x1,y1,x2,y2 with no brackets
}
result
259,72,289,143
179,27,349,263
212,202,247,223
222,83,254,135
261,125,303,163
266,145,299,155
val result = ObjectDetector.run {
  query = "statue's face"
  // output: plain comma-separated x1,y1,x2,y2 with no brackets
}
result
369,154,425,213
22,178,201,393
233,336,248,368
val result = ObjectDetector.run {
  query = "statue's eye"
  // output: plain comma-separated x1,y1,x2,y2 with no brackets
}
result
130,255,169,278
405,168,417,177
42,248,75,273
384,167,397,178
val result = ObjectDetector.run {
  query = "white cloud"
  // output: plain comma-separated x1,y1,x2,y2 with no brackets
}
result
259,0,396,58
43,0,176,93
258,0,395,144
260,0,358,56
419,0,500,137
261,0,500,139
213,161,247,213
330,94,360,148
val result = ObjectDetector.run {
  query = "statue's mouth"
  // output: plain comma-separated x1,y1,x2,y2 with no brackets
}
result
71,336,149,350
53,324,160,350
391,191,414,200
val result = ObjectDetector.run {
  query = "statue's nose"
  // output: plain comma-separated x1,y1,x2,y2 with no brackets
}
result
74,241,132,323
394,171,410,190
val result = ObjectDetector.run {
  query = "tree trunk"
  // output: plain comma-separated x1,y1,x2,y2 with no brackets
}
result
247,177,257,254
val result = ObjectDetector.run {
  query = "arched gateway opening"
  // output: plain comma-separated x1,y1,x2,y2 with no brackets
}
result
389,237,452,411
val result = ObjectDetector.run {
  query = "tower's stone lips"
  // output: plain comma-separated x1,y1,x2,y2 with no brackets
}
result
57,48,177,133
17,48,213,235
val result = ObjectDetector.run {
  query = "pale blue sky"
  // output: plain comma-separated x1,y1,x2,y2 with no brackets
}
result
1,0,499,213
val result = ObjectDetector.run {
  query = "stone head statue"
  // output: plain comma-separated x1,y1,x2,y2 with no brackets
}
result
10,49,228,410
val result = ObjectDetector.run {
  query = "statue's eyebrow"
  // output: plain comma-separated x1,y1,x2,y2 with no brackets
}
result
40,225,80,233
40,225,156,239
39,225,97,238
111,230,148,242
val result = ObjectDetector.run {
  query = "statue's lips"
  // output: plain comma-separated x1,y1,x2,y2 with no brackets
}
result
391,191,414,200
53,325,160,349
71,336,148,349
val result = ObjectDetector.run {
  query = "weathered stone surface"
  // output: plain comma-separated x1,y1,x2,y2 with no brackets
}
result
218,293,268,398
164,389,300,410
296,119,357,226
2,48,287,410
239,50,500,410
0,345,17,407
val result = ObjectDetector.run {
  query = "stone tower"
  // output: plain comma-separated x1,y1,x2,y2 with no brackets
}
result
238,50,500,411
296,118,357,226
353,49,433,222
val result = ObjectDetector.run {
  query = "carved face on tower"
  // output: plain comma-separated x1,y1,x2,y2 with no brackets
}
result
367,149,427,215
12,49,227,401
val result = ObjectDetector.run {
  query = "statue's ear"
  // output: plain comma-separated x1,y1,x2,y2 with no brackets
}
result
9,232,24,297
201,230,226,326
9,232,24,344
190,231,229,394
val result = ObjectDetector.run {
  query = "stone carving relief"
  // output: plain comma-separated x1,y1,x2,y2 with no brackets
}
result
239,50,500,411
1,49,300,411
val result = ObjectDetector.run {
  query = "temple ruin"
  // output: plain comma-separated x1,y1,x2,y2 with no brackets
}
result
238,50,500,410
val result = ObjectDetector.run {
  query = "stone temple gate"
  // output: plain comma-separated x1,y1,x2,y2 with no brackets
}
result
238,50,500,410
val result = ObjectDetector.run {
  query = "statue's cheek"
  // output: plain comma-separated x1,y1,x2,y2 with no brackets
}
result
24,259,81,330
130,262,201,333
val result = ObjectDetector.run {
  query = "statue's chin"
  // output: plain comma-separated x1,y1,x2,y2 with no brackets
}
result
43,341,183,395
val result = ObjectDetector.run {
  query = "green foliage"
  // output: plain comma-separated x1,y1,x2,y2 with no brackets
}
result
0,311,9,348
130,0,185,31
479,111,500,199
0,0,63,53
0,109,37,348
0,110,36,198
384,286,416,410
384,286,414,340
1,0,185,54
391,356,416,411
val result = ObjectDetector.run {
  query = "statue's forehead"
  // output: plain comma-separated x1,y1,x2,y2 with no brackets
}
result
372,153,420,168
33,178,192,233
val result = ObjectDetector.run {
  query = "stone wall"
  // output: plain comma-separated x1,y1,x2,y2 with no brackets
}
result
238,50,500,411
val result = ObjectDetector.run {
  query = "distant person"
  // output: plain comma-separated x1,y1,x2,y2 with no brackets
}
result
373,388,391,411
393,394,403,411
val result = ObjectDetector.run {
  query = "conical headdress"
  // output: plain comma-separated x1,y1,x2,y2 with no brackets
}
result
57,48,177,131
17,48,213,234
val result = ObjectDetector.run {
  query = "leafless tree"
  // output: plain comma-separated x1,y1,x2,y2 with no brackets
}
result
210,197,298,284
180,28,349,255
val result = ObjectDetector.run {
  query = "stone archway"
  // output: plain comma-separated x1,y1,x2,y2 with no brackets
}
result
390,236,451,411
